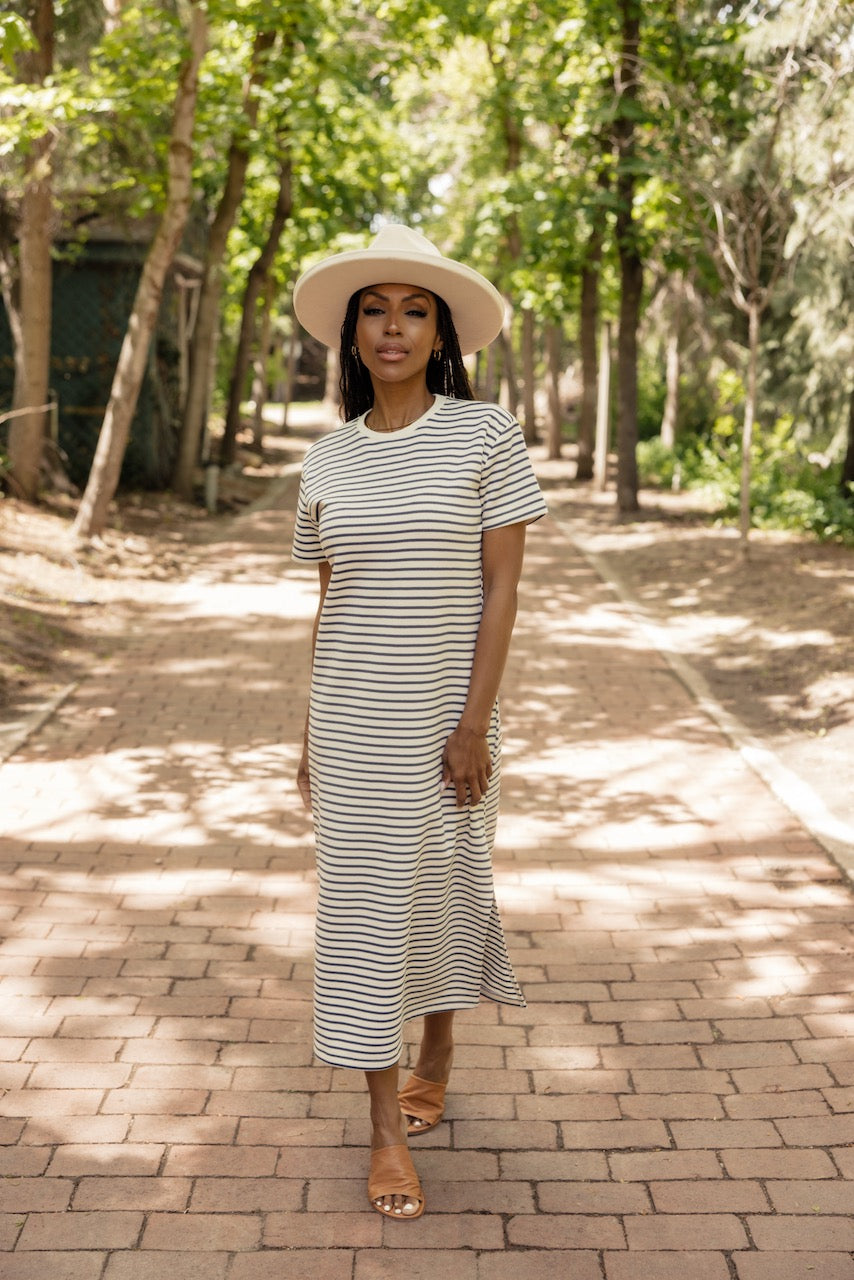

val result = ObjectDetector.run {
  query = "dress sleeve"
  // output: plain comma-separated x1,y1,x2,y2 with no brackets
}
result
480,414,548,531
291,475,326,563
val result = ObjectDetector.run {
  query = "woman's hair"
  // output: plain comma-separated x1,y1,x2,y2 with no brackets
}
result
338,289,475,421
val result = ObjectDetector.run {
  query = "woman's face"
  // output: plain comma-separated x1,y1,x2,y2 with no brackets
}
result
354,283,442,390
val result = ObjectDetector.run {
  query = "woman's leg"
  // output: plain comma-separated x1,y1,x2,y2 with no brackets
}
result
366,1064,422,1216
404,1010,455,1130
413,1009,455,1078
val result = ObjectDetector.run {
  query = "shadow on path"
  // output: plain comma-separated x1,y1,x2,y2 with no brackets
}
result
1,474,853,1280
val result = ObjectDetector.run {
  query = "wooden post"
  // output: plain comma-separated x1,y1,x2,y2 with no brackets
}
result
593,321,611,490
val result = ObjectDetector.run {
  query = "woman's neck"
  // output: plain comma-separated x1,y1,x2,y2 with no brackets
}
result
366,383,435,433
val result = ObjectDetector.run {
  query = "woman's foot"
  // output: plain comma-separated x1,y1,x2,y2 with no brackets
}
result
370,1110,423,1217
402,1043,454,1133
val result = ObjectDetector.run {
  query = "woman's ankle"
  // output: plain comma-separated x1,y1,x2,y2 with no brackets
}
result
413,1042,454,1081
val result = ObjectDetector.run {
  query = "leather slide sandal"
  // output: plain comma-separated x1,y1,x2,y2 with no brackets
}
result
368,1143,425,1219
398,1073,447,1136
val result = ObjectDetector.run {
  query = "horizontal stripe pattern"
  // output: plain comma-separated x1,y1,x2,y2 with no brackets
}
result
292,395,547,1069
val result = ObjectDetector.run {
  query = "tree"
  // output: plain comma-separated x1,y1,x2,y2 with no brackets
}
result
6,0,54,502
72,2,208,539
671,0,849,549
220,150,292,466
172,24,275,499
843,388,854,494
613,0,642,515
577,170,609,479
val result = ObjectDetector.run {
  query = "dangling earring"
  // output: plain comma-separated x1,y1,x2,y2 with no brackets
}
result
351,345,361,361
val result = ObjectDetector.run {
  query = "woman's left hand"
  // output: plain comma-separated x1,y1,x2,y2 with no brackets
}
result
442,725,493,807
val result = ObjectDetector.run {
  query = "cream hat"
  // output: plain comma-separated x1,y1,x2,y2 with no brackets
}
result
292,224,505,356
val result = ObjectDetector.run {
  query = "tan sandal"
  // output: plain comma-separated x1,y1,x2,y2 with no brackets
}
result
368,1143,425,1219
398,1073,447,1136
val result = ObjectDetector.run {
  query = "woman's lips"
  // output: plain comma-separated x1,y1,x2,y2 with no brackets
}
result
376,345,408,360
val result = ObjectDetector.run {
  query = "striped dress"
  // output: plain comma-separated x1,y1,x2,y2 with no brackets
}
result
292,395,547,1070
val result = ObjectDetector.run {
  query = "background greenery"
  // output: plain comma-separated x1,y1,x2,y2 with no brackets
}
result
2,0,852,538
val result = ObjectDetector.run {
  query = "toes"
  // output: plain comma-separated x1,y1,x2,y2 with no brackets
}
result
374,1194,421,1216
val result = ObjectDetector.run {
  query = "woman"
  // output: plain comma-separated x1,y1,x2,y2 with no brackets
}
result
291,224,546,1220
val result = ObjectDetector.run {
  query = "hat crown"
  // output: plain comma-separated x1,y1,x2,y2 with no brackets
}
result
292,222,505,356
368,224,441,259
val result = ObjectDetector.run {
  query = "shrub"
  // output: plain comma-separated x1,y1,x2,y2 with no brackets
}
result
637,417,854,543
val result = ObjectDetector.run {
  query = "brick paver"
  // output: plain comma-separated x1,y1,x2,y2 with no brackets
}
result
2,459,854,1278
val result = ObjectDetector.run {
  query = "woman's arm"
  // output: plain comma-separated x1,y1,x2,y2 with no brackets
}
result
442,520,527,807
297,559,332,812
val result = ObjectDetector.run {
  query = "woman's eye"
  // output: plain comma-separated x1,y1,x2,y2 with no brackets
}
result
362,306,383,316
407,309,427,317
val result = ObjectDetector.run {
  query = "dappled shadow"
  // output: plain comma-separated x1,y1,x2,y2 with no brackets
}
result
537,468,853,726
2,454,854,1266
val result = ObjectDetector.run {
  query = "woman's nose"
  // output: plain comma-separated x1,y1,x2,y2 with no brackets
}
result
385,313,401,333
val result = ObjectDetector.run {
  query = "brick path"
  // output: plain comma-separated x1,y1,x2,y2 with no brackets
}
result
2,471,854,1280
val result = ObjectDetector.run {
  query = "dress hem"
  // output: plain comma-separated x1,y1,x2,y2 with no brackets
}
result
312,988,528,1071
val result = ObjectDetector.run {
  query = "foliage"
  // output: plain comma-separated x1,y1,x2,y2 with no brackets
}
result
1,0,852,543
638,414,854,543
0,14,35,70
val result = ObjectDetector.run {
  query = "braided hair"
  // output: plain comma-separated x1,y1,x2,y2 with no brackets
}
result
339,289,475,422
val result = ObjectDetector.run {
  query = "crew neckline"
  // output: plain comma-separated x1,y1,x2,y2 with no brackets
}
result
355,394,446,440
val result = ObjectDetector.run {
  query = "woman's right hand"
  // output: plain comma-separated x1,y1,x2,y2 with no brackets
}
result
297,742,312,813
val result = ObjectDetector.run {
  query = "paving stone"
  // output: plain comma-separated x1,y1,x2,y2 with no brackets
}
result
2,466,853,1280
232,1254,354,1280
604,1254,731,1280
507,1214,626,1249
103,1256,230,1280
353,1253,475,1280
477,1253,603,1280
0,1255,107,1280
625,1213,749,1249
16,1211,143,1250
731,1252,854,1279
747,1215,854,1250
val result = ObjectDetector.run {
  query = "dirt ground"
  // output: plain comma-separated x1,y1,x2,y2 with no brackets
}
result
2,421,852,837
0,428,310,735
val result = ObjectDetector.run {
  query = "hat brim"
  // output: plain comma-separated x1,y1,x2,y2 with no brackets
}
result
292,247,505,356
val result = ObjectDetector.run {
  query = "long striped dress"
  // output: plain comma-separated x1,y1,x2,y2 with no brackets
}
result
292,395,547,1070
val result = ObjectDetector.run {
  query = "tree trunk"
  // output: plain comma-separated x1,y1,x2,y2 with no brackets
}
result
841,385,854,494
72,3,207,540
614,0,642,515
251,278,275,454
482,342,499,404
739,297,760,552
0,206,24,395
221,153,292,466
8,0,54,503
661,328,680,448
323,345,339,416
594,321,612,490
520,308,537,443
499,311,519,418
616,252,642,512
281,316,299,431
545,322,562,460
173,29,275,498
660,271,683,448
577,205,604,481
489,45,523,419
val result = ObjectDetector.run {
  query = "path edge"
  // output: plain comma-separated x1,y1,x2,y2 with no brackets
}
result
554,518,854,884
0,680,80,764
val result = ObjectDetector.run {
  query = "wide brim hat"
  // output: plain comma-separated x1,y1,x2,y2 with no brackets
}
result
292,224,505,356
